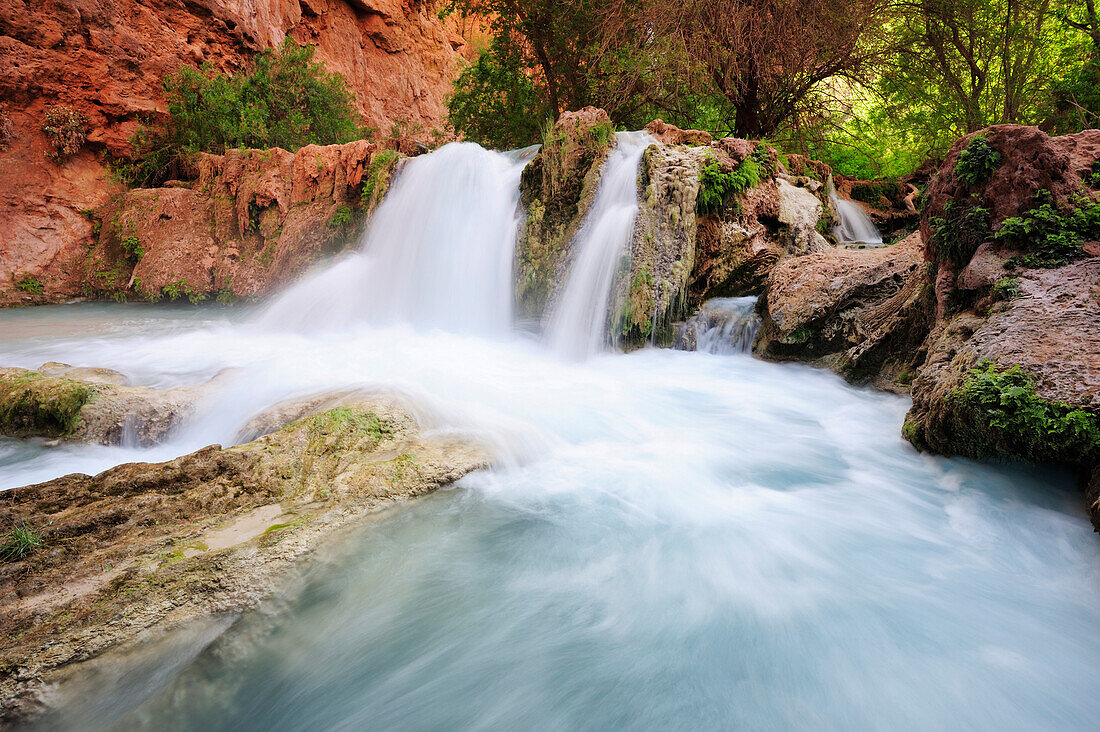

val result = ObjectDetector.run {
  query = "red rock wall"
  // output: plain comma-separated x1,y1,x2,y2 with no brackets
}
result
0,0,484,304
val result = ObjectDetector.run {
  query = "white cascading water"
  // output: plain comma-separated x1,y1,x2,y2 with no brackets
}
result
260,143,535,336
3,138,1100,731
545,131,652,358
675,297,762,354
827,176,883,246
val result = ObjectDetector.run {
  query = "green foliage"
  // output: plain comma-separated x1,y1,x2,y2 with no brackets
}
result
955,135,1001,187
991,276,1022,301
995,196,1100,268
929,202,991,266
16,276,44,295
162,280,206,304
120,235,145,261
1088,159,1100,189
360,150,400,208
446,42,543,149
121,39,362,186
696,155,761,215
951,361,1100,463
0,523,44,562
851,179,902,205
41,106,88,161
328,205,353,228
216,288,237,306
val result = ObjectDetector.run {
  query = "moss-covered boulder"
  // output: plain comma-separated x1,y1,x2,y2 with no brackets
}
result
0,394,490,722
0,364,230,445
515,107,617,319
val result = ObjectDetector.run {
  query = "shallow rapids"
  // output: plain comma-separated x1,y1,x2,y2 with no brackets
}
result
3,302,1099,731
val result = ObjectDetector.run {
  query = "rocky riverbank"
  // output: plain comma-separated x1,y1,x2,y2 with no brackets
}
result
0,380,491,722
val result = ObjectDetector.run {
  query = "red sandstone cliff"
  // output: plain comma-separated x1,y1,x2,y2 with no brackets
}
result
0,0,483,304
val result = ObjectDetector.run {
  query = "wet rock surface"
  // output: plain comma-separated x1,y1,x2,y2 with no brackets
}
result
0,393,491,723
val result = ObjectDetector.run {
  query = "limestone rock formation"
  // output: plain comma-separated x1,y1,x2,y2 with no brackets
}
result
0,363,235,445
515,107,617,319
0,394,491,722
0,0,478,305
756,232,932,387
78,141,397,302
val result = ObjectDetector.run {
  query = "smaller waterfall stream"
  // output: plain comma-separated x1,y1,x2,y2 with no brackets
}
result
545,132,652,359
828,177,883,247
674,297,762,354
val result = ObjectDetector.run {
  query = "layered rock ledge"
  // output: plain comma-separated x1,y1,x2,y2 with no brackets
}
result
0,390,491,722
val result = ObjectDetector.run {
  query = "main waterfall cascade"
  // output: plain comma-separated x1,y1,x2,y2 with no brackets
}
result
260,142,535,336
3,137,1100,730
544,131,653,358
827,176,884,247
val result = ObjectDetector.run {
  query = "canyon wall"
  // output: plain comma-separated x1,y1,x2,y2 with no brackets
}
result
0,0,482,304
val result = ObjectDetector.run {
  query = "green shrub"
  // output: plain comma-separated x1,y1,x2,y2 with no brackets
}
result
929,201,991,266
955,134,1001,187
446,42,543,150
696,155,761,215
121,39,363,186
16,276,44,295
328,205,353,228
120,234,145,261
996,196,1100,268
951,361,1100,463
0,523,44,562
1089,160,1100,189
360,150,400,208
990,276,1022,301
41,106,88,161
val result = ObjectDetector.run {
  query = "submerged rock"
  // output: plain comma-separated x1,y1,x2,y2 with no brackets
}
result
0,395,491,723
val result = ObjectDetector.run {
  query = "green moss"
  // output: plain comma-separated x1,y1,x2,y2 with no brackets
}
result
788,327,810,344
0,371,97,437
303,407,395,449
955,134,1001,187
361,150,400,209
950,361,1100,464
895,371,913,386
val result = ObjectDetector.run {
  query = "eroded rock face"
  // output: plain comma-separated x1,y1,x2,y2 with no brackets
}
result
756,233,932,386
515,107,617,319
615,144,711,346
79,141,395,302
0,364,233,445
0,395,491,722
0,0,478,305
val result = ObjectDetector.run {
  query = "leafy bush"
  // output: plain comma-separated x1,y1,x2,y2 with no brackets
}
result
121,235,145,261
122,39,362,186
929,202,991,265
0,523,44,562
995,196,1100,268
16,276,44,295
41,106,88,161
990,276,1022,301
328,205,353,228
696,154,761,215
955,134,1001,187
446,42,543,150
951,361,1100,463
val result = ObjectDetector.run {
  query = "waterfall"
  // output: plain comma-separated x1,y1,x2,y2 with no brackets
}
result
674,297,761,354
827,177,883,246
259,143,533,335
545,131,652,359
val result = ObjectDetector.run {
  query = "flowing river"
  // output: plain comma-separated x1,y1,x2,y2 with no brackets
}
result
1,139,1098,730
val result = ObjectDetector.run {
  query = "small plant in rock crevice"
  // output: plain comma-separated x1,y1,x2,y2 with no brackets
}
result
41,106,89,161
696,153,762,215
929,201,991,266
16,276,44,295
996,195,1100,269
328,205,353,228
121,235,145,261
990,276,1022,301
0,523,45,562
